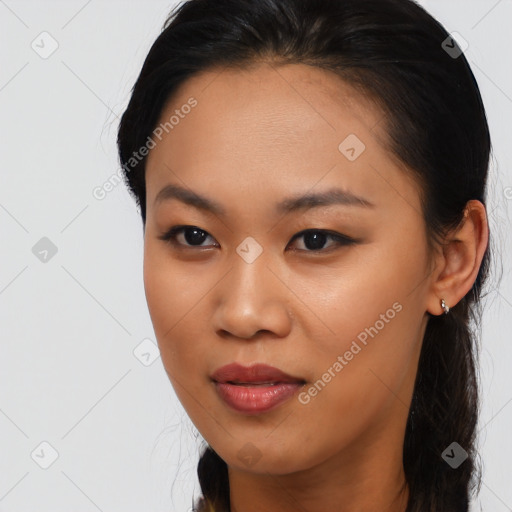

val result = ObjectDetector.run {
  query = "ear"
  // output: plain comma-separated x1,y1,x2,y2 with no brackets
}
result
426,200,489,316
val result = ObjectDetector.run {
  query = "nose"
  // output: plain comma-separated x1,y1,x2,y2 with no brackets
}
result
211,250,292,340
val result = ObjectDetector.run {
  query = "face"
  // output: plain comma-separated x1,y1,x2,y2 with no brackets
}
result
143,62,433,475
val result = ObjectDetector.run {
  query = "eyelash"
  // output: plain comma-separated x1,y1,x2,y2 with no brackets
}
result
157,225,357,253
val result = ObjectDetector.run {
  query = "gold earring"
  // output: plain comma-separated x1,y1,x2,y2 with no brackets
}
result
440,298,450,315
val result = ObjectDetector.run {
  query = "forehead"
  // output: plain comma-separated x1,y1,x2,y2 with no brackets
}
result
152,61,386,148
144,62,422,220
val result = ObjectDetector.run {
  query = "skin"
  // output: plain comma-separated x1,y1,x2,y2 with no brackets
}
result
142,62,489,512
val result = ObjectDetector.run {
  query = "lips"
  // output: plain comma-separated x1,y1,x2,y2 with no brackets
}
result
211,363,306,414
211,362,305,385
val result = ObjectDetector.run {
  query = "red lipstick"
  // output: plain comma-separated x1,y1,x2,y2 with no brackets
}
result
211,363,305,414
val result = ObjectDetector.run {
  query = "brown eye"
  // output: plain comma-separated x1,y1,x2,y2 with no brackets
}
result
288,229,356,252
158,225,218,248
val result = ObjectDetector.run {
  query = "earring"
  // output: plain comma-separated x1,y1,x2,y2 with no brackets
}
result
440,298,450,315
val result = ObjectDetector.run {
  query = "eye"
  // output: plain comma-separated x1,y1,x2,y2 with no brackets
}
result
288,229,356,252
158,225,357,252
158,225,218,249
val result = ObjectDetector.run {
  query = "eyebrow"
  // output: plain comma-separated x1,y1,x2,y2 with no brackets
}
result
154,183,375,216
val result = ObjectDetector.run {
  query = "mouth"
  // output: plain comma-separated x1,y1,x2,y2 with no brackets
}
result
211,363,306,414
225,381,282,386
211,362,306,385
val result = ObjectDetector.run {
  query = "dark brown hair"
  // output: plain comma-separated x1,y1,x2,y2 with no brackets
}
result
117,1,492,510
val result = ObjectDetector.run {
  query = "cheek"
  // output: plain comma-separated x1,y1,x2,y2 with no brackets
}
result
300,238,427,409
143,242,201,364
143,246,173,340
143,238,198,332
307,238,425,354
303,301,414,409
143,247,214,426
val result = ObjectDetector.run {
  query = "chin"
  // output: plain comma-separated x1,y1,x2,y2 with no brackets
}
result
217,437,318,476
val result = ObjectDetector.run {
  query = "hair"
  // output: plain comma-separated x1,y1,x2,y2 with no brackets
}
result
117,0,492,511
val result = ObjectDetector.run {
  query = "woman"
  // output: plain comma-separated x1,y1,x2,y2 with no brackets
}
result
117,0,491,510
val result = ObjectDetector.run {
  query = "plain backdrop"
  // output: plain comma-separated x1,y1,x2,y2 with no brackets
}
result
1,1,511,511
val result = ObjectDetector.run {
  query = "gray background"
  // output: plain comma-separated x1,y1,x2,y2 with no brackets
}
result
1,1,511,511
